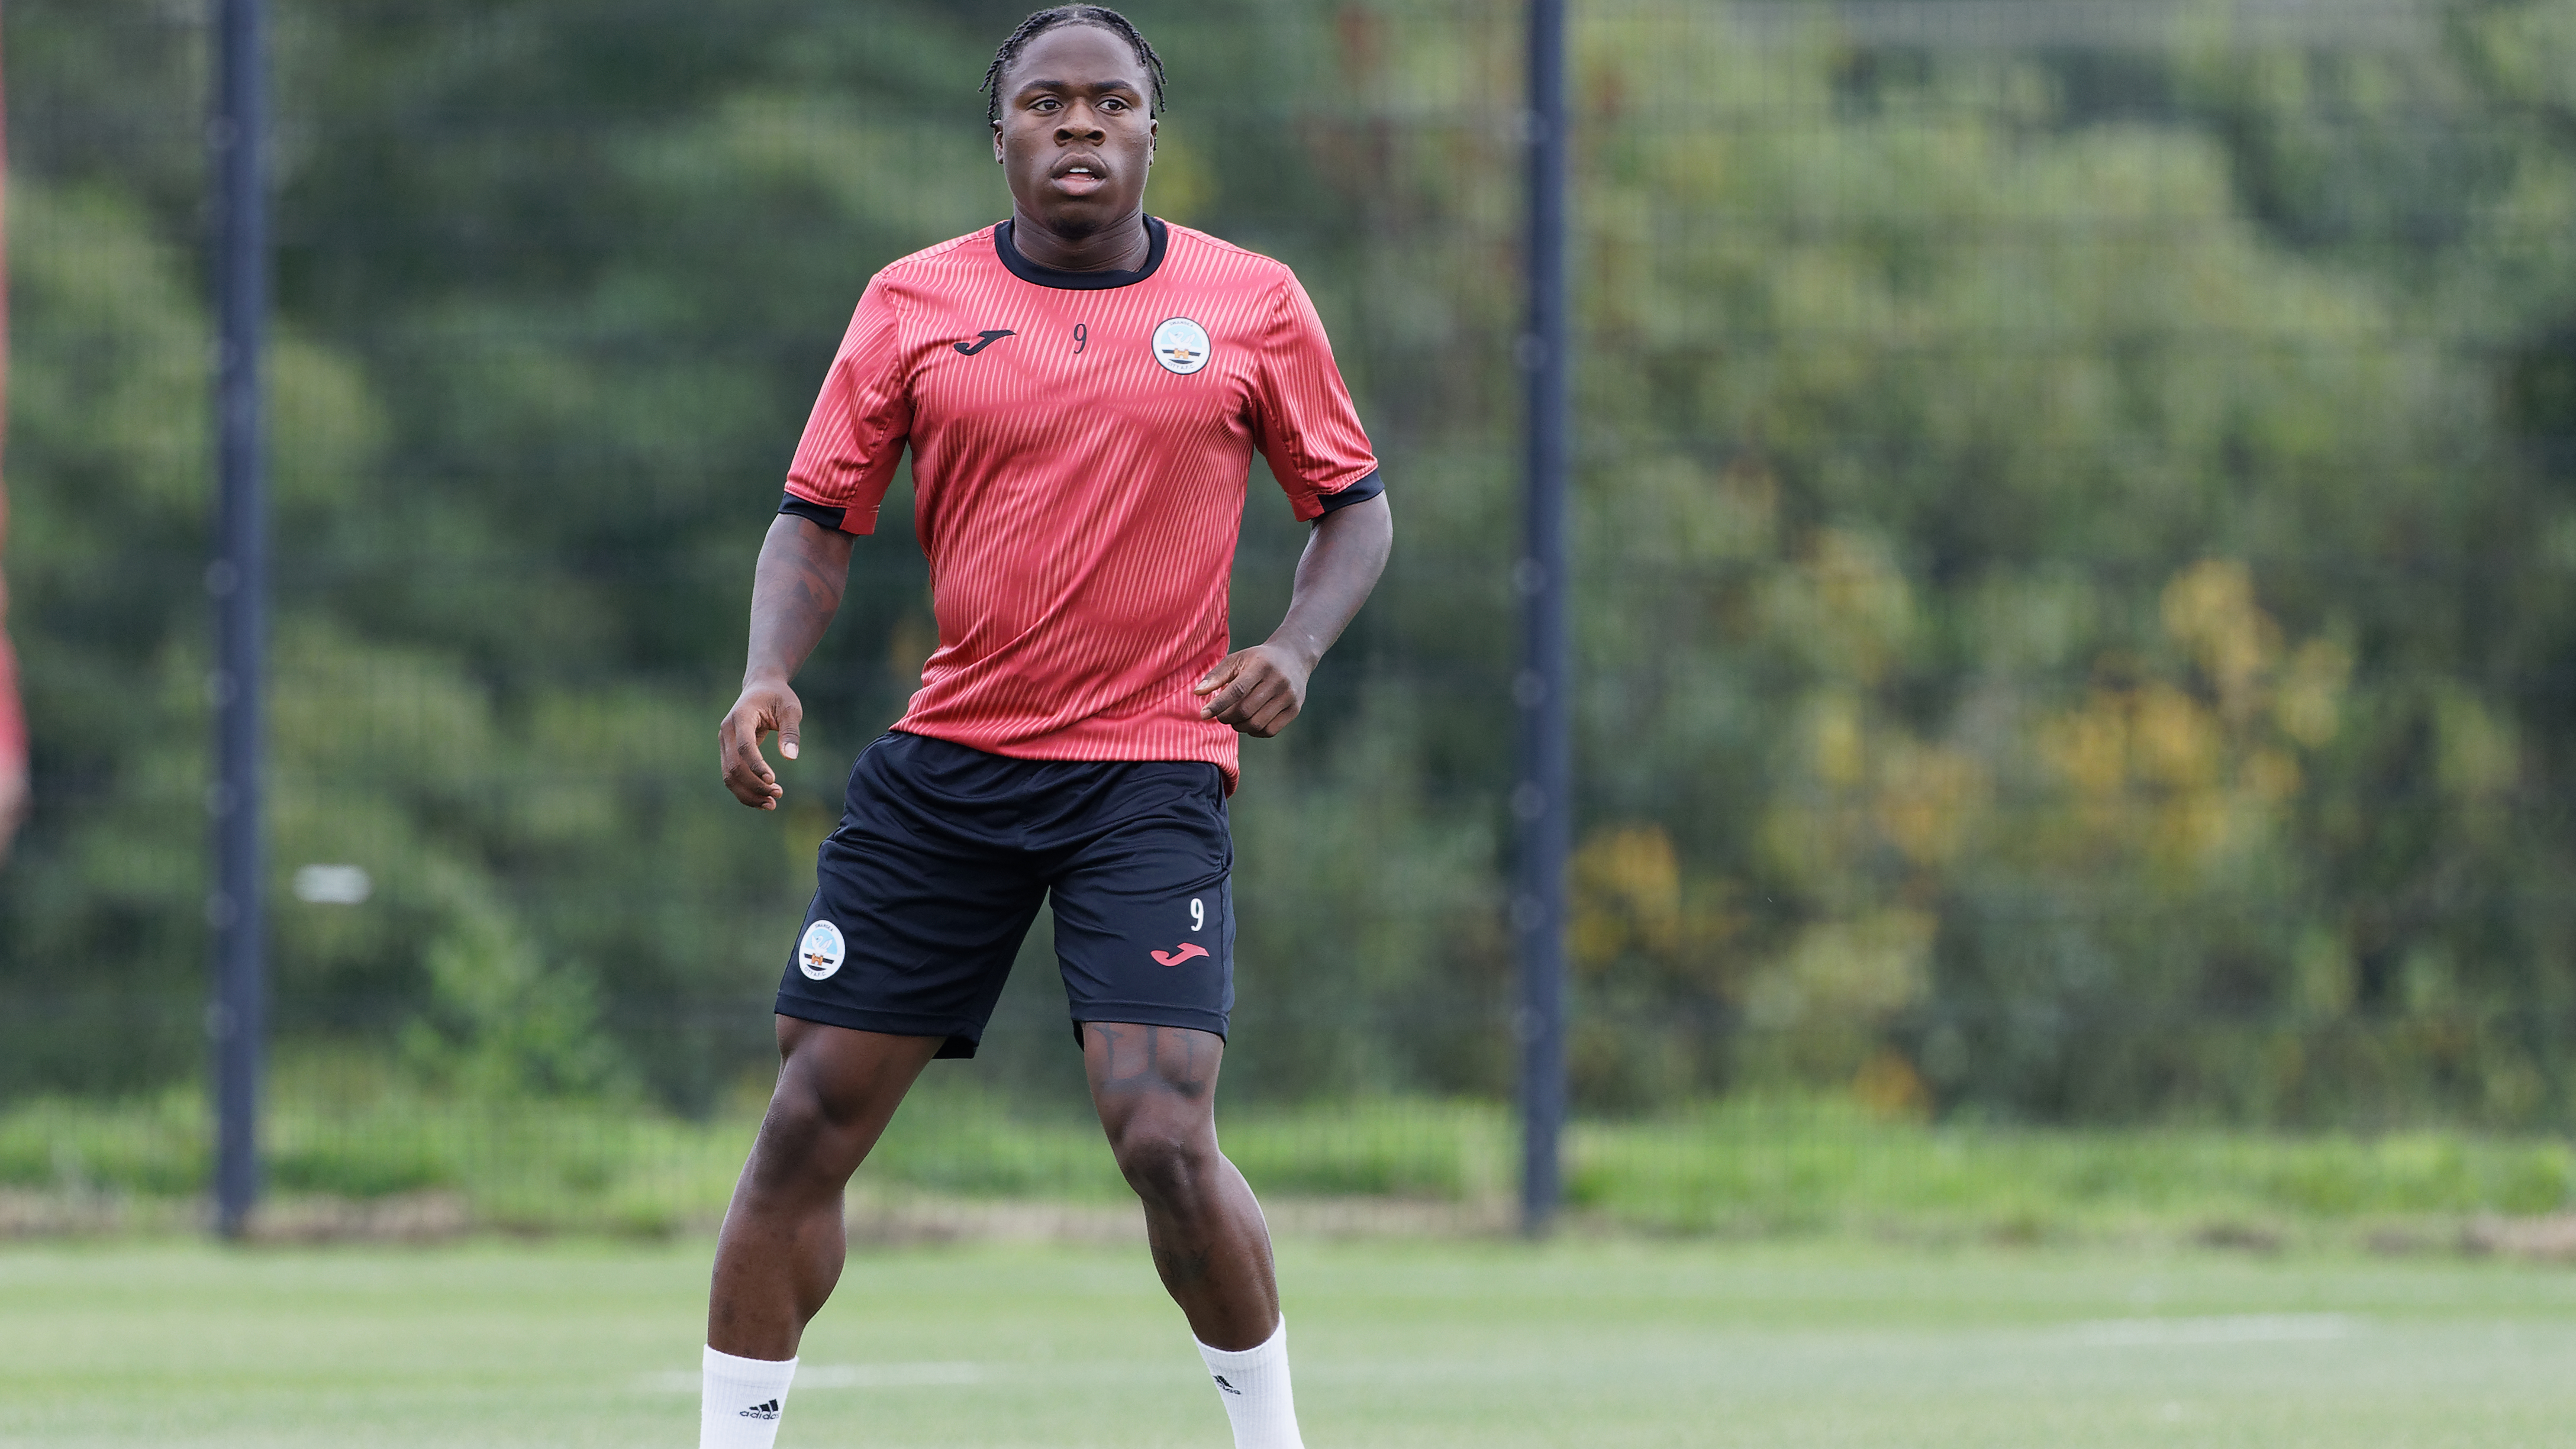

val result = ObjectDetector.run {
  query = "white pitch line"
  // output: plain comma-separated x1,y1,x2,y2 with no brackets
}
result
638,1363,984,1393
2063,1313,2361,1347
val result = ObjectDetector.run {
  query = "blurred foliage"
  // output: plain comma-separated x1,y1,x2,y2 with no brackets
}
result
7,0,2576,1129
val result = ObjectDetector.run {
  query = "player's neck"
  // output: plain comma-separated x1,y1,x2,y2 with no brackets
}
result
1008,208,1153,274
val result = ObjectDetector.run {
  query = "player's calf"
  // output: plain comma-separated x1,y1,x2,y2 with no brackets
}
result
1087,1022,1307,1448
700,1021,939,1448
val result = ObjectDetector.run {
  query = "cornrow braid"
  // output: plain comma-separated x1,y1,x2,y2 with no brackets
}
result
981,5,1168,126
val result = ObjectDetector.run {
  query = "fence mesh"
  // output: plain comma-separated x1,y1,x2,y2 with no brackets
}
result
7,0,2576,1229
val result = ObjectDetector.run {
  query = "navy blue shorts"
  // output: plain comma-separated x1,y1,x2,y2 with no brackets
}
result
775,730,1234,1058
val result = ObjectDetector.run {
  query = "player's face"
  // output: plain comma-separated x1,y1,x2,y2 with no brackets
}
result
991,24,1156,238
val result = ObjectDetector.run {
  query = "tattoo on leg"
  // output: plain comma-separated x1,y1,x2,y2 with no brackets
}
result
1089,1023,1216,1100
1153,1241,1215,1287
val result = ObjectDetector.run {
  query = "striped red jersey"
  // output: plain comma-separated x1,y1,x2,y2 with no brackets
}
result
780,217,1381,788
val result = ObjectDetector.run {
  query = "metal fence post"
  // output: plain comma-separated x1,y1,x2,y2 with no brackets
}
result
1516,0,1572,1238
209,0,267,1241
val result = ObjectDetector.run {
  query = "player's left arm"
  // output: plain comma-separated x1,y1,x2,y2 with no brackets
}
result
1195,493,1392,737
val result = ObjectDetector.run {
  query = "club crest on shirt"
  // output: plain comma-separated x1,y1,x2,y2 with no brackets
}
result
1151,316,1213,375
798,919,846,980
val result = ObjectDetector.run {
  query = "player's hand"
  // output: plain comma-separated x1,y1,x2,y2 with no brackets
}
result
1194,643,1311,737
720,676,804,809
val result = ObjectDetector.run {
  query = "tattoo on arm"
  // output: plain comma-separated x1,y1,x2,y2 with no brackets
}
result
746,517,855,684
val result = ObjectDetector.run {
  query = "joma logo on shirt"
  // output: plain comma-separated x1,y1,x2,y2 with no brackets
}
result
955,329,1015,355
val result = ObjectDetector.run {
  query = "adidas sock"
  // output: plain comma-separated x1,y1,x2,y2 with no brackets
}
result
1196,1316,1304,1449
699,1345,797,1449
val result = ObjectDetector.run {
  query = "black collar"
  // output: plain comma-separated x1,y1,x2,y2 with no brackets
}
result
994,215,1168,290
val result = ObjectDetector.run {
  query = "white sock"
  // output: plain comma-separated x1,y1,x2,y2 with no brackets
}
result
1197,1316,1304,1449
699,1345,798,1449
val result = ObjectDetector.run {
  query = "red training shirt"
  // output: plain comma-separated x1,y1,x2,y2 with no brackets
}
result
780,217,1381,789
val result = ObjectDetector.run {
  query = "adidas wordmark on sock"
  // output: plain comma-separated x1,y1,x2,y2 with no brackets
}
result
700,1345,798,1449
1196,1316,1304,1449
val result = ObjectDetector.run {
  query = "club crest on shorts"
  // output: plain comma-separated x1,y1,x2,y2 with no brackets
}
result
1151,316,1212,375
798,919,846,980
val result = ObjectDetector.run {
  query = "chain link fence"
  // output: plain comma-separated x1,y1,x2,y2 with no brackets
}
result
7,0,2576,1229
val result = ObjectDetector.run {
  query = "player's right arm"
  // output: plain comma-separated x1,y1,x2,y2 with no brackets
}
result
723,276,911,809
721,516,857,809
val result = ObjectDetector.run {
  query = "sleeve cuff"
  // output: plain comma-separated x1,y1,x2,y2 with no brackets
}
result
779,491,849,532
1314,468,1384,514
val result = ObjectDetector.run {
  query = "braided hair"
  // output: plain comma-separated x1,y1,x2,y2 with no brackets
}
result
981,6,1168,126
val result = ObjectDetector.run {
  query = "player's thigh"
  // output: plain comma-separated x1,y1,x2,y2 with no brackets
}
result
753,1019,945,1178
1080,1021,1228,1131
777,738,1049,1054
1046,763,1234,1043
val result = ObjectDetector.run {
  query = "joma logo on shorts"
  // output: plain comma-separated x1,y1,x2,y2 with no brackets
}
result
1151,942,1211,967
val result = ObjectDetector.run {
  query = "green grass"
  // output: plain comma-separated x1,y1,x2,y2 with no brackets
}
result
4,1237,2575,1447
7,1084,2572,1243
1565,1099,2576,1239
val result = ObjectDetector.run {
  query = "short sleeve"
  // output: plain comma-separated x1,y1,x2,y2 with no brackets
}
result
781,278,912,535
1251,274,1381,522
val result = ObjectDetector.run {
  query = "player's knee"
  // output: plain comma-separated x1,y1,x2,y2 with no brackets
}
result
1108,1119,1216,1207
746,1077,849,1190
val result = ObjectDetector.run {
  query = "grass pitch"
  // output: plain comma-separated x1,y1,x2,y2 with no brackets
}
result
5,1237,2575,1447
18,1084,2575,1241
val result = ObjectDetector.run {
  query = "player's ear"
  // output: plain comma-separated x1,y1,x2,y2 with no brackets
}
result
992,122,1005,164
